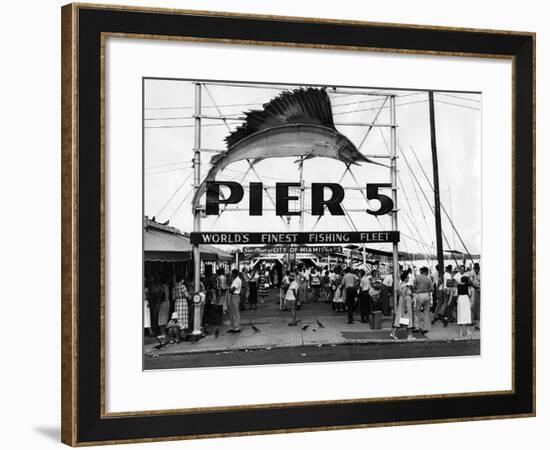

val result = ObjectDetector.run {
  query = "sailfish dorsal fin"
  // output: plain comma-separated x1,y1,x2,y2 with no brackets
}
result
224,87,336,148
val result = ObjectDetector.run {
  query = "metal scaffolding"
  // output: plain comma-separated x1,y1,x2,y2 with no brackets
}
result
190,81,399,304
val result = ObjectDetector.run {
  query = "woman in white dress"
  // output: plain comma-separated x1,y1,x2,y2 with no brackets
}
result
456,275,472,336
143,286,152,336
390,271,415,340
333,282,344,312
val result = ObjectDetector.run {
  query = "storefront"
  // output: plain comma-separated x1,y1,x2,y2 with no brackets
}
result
144,217,233,284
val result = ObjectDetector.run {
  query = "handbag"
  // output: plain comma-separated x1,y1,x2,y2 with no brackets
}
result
399,317,410,326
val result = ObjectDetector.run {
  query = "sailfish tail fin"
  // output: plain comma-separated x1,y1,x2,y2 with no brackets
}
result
225,88,336,148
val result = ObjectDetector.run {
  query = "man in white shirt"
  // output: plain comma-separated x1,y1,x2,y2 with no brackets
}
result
228,269,242,333
284,274,299,326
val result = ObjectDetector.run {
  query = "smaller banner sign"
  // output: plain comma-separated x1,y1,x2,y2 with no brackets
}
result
190,231,399,245
242,246,343,255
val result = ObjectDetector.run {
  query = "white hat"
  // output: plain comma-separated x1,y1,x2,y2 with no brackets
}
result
171,312,178,319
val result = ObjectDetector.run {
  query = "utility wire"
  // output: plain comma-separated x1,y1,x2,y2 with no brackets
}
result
145,97,480,128
145,166,194,176
145,161,192,170
155,170,194,218
436,92,481,103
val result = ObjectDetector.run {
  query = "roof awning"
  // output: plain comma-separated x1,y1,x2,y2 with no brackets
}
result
144,227,232,262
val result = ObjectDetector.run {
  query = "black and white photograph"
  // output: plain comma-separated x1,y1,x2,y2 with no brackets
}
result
143,79,481,370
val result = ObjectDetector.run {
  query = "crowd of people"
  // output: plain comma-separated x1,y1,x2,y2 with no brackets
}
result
143,261,481,343
143,264,282,341
278,261,481,338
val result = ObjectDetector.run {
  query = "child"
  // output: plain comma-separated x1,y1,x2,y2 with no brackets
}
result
457,275,472,336
166,312,182,343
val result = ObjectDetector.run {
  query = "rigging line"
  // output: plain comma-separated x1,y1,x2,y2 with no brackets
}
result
220,166,299,183
400,231,436,249
382,130,455,261
155,171,194,218
397,176,433,260
311,163,351,232
398,178,432,257
406,144,475,263
446,172,456,249
397,143,457,263
201,84,287,229
395,145,433,243
346,167,383,229
357,96,388,150
400,233,411,258
341,205,359,232
379,128,433,248
408,163,433,245
436,92,481,103
203,84,234,133
248,162,290,230
210,163,254,228
400,211,432,263
376,125,432,259
167,184,195,221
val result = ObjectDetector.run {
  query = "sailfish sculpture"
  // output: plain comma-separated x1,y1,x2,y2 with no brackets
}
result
192,87,382,210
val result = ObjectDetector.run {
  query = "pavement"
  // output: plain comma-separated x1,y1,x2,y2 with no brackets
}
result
145,288,480,359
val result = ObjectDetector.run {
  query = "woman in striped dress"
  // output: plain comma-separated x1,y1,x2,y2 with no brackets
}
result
172,277,190,333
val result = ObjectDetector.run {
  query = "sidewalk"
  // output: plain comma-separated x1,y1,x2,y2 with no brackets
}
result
145,288,480,357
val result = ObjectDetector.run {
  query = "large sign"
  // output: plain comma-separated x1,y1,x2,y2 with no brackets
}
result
242,245,343,254
205,182,393,216
190,231,399,245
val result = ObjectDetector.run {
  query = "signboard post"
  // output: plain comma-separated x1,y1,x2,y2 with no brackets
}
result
192,83,202,302
390,95,399,304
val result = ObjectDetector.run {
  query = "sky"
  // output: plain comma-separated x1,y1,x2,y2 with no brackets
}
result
143,79,481,256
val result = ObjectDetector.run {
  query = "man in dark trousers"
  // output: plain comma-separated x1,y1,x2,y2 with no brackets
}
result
341,267,359,324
